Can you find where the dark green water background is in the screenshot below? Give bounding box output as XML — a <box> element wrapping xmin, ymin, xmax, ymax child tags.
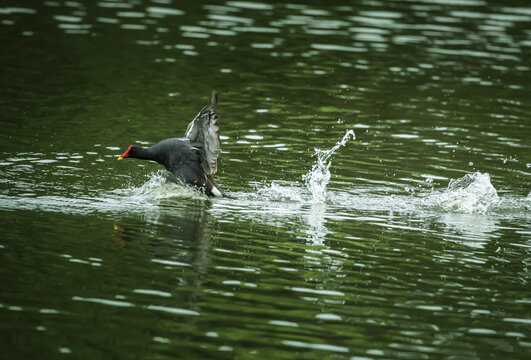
<box><xmin>1</xmin><ymin>0</ymin><xmax>530</xmax><ymax>359</ymax></box>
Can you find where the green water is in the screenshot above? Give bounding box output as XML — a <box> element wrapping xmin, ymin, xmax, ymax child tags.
<box><xmin>1</xmin><ymin>0</ymin><xmax>530</xmax><ymax>359</ymax></box>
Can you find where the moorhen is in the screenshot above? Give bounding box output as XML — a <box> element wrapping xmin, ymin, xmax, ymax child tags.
<box><xmin>118</xmin><ymin>91</ymin><xmax>228</xmax><ymax>197</ymax></box>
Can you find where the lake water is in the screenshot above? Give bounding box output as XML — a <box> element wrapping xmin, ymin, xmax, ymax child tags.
<box><xmin>1</xmin><ymin>0</ymin><xmax>530</xmax><ymax>358</ymax></box>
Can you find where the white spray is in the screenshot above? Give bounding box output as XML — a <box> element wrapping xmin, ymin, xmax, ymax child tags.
<box><xmin>302</xmin><ymin>130</ymin><xmax>356</xmax><ymax>203</ymax></box>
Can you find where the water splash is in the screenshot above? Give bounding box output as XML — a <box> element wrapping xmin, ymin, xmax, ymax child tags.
<box><xmin>424</xmin><ymin>172</ymin><xmax>500</xmax><ymax>214</ymax></box>
<box><xmin>303</xmin><ymin>130</ymin><xmax>355</xmax><ymax>203</ymax></box>
<box><xmin>114</xmin><ymin>171</ymin><xmax>205</xmax><ymax>200</ymax></box>
<box><xmin>256</xmin><ymin>181</ymin><xmax>304</xmax><ymax>202</ymax></box>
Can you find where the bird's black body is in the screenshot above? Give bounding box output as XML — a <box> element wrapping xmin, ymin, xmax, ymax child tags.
<box><xmin>126</xmin><ymin>138</ymin><xmax>218</xmax><ymax>195</ymax></box>
<box><xmin>119</xmin><ymin>91</ymin><xmax>227</xmax><ymax>197</ymax></box>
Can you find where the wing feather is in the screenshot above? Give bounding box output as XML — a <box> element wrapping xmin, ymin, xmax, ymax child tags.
<box><xmin>185</xmin><ymin>91</ymin><xmax>220</xmax><ymax>175</ymax></box>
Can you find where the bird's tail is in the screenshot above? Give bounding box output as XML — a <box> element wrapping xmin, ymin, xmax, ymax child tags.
<box><xmin>210</xmin><ymin>90</ymin><xmax>218</xmax><ymax>109</ymax></box>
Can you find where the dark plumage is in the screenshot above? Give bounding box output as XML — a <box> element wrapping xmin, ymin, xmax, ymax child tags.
<box><xmin>118</xmin><ymin>91</ymin><xmax>228</xmax><ymax>197</ymax></box>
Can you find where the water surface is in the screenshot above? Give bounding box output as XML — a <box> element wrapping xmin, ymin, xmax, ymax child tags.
<box><xmin>1</xmin><ymin>0</ymin><xmax>530</xmax><ymax>359</ymax></box>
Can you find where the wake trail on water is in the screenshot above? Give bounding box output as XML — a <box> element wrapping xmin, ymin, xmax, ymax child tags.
<box><xmin>254</xmin><ymin>131</ymin><xmax>528</xmax><ymax>216</ymax></box>
<box><xmin>101</xmin><ymin>130</ymin><xmax>529</xmax><ymax>218</ymax></box>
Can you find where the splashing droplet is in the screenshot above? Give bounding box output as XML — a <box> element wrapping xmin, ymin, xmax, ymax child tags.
<box><xmin>303</xmin><ymin>130</ymin><xmax>355</xmax><ymax>203</ymax></box>
<box><xmin>427</xmin><ymin>172</ymin><xmax>499</xmax><ymax>214</ymax></box>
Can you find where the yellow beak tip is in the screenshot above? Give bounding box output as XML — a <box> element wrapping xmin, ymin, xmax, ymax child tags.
<box><xmin>118</xmin><ymin>156</ymin><xmax>123</xmax><ymax>160</ymax></box>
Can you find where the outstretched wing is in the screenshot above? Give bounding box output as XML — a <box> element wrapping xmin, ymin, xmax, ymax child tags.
<box><xmin>185</xmin><ymin>91</ymin><xmax>220</xmax><ymax>175</ymax></box>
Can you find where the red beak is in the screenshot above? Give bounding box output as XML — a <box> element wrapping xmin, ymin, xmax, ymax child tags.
<box><xmin>118</xmin><ymin>145</ymin><xmax>132</xmax><ymax>160</ymax></box>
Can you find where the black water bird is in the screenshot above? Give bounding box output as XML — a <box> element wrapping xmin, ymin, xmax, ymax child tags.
<box><xmin>118</xmin><ymin>91</ymin><xmax>228</xmax><ymax>197</ymax></box>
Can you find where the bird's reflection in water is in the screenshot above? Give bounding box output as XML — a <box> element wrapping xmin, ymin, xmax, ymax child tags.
<box><xmin>112</xmin><ymin>198</ymin><xmax>213</xmax><ymax>288</ymax></box>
